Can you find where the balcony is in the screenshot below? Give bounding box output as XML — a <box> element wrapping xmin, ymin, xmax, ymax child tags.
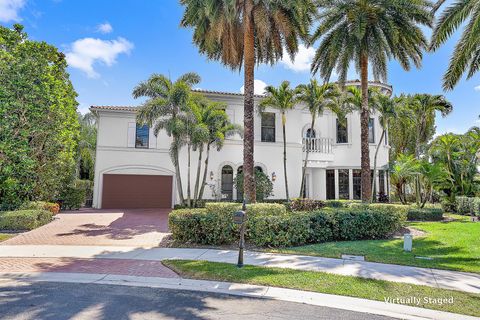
<box><xmin>302</xmin><ymin>137</ymin><xmax>334</xmax><ymax>165</ymax></box>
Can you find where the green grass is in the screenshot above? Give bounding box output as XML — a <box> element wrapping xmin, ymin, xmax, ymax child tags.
<box><xmin>164</xmin><ymin>260</ymin><xmax>480</xmax><ymax>317</ymax></box>
<box><xmin>271</xmin><ymin>214</ymin><xmax>480</xmax><ymax>273</ymax></box>
<box><xmin>0</xmin><ymin>233</ymin><xmax>14</xmax><ymax>242</ymax></box>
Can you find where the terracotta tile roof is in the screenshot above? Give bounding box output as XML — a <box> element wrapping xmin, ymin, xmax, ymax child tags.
<box><xmin>90</xmin><ymin>105</ymin><xmax>137</xmax><ymax>112</ymax></box>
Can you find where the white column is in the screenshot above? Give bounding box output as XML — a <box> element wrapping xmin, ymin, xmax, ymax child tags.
<box><xmin>349</xmin><ymin>169</ymin><xmax>354</xmax><ymax>200</ymax></box>
<box><xmin>334</xmin><ymin>169</ymin><xmax>339</xmax><ymax>200</ymax></box>
<box><xmin>312</xmin><ymin>168</ymin><xmax>326</xmax><ymax>200</ymax></box>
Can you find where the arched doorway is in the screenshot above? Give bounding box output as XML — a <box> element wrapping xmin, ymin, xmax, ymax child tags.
<box><xmin>221</xmin><ymin>165</ymin><xmax>234</xmax><ymax>200</ymax></box>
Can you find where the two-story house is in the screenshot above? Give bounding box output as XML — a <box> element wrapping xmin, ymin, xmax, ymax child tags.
<box><xmin>91</xmin><ymin>80</ymin><xmax>392</xmax><ymax>209</ymax></box>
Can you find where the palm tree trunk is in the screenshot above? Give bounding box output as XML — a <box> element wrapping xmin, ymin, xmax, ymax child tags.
<box><xmin>415</xmin><ymin>135</ymin><xmax>422</xmax><ymax>206</ymax></box>
<box><xmin>198</xmin><ymin>143</ymin><xmax>211</xmax><ymax>201</ymax></box>
<box><xmin>172</xmin><ymin>136</ymin><xmax>185</xmax><ymax>205</ymax></box>
<box><xmin>371</xmin><ymin>129</ymin><xmax>386</xmax><ymax>202</ymax></box>
<box><xmin>193</xmin><ymin>144</ymin><xmax>203</xmax><ymax>207</ymax></box>
<box><xmin>187</xmin><ymin>144</ymin><xmax>192</xmax><ymax>207</ymax></box>
<box><xmin>300</xmin><ymin>117</ymin><xmax>315</xmax><ymax>198</ymax></box>
<box><xmin>282</xmin><ymin>113</ymin><xmax>289</xmax><ymax>200</ymax></box>
<box><xmin>360</xmin><ymin>52</ymin><xmax>371</xmax><ymax>203</ymax></box>
<box><xmin>243</xmin><ymin>0</ymin><xmax>256</xmax><ymax>203</ymax></box>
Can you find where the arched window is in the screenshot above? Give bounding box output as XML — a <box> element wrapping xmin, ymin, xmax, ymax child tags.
<box><xmin>221</xmin><ymin>165</ymin><xmax>233</xmax><ymax>200</ymax></box>
<box><xmin>305</xmin><ymin>128</ymin><xmax>316</xmax><ymax>138</ymax></box>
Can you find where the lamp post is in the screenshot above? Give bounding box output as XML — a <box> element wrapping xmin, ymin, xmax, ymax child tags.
<box><xmin>233</xmin><ymin>201</ymin><xmax>247</xmax><ymax>268</ymax></box>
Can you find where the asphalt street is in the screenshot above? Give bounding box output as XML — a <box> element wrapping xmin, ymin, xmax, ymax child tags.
<box><xmin>0</xmin><ymin>281</ymin><xmax>397</xmax><ymax>320</ymax></box>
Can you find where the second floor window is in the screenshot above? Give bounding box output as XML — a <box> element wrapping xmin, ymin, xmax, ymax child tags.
<box><xmin>261</xmin><ymin>112</ymin><xmax>275</xmax><ymax>142</ymax></box>
<box><xmin>336</xmin><ymin>118</ymin><xmax>348</xmax><ymax>143</ymax></box>
<box><xmin>135</xmin><ymin>124</ymin><xmax>149</xmax><ymax>148</ymax></box>
<box><xmin>368</xmin><ymin>118</ymin><xmax>375</xmax><ymax>143</ymax></box>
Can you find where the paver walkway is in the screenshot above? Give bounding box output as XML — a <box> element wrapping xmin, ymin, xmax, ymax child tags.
<box><xmin>2</xmin><ymin>209</ymin><xmax>171</xmax><ymax>247</ymax></box>
<box><xmin>1</xmin><ymin>245</ymin><xmax>479</xmax><ymax>294</ymax></box>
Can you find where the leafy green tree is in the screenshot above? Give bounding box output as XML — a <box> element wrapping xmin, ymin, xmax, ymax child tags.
<box><xmin>180</xmin><ymin>0</ymin><xmax>314</xmax><ymax>203</ymax></box>
<box><xmin>134</xmin><ymin>72</ymin><xmax>200</xmax><ymax>205</ymax></box>
<box><xmin>311</xmin><ymin>0</ymin><xmax>432</xmax><ymax>202</ymax></box>
<box><xmin>296</xmin><ymin>80</ymin><xmax>341</xmax><ymax>198</ymax></box>
<box><xmin>77</xmin><ymin>112</ymin><xmax>97</xmax><ymax>181</ymax></box>
<box><xmin>259</xmin><ymin>81</ymin><xmax>297</xmax><ymax>200</ymax></box>
<box><xmin>235</xmin><ymin>170</ymin><xmax>274</xmax><ymax>202</ymax></box>
<box><xmin>431</xmin><ymin>0</ymin><xmax>480</xmax><ymax>89</ymax></box>
<box><xmin>0</xmin><ymin>24</ymin><xmax>79</xmax><ymax>209</ymax></box>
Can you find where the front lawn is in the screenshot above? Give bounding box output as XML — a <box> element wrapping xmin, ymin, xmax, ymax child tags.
<box><xmin>272</xmin><ymin>214</ymin><xmax>480</xmax><ymax>273</ymax></box>
<box><xmin>164</xmin><ymin>260</ymin><xmax>480</xmax><ymax>317</ymax></box>
<box><xmin>0</xmin><ymin>233</ymin><xmax>14</xmax><ymax>242</ymax></box>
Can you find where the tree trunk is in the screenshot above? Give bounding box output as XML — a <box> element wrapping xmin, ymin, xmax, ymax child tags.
<box><xmin>187</xmin><ymin>144</ymin><xmax>192</xmax><ymax>207</ymax></box>
<box><xmin>172</xmin><ymin>136</ymin><xmax>185</xmax><ymax>205</ymax></box>
<box><xmin>242</xmin><ymin>0</ymin><xmax>256</xmax><ymax>203</ymax></box>
<box><xmin>193</xmin><ymin>144</ymin><xmax>203</xmax><ymax>207</ymax></box>
<box><xmin>282</xmin><ymin>112</ymin><xmax>289</xmax><ymax>200</ymax></box>
<box><xmin>300</xmin><ymin>117</ymin><xmax>315</xmax><ymax>198</ymax></box>
<box><xmin>360</xmin><ymin>53</ymin><xmax>371</xmax><ymax>202</ymax></box>
<box><xmin>198</xmin><ymin>143</ymin><xmax>211</xmax><ymax>201</ymax></box>
<box><xmin>415</xmin><ymin>135</ymin><xmax>422</xmax><ymax>206</ymax></box>
<box><xmin>371</xmin><ymin>129</ymin><xmax>386</xmax><ymax>202</ymax></box>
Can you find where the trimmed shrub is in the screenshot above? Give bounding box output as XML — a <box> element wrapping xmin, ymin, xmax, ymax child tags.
<box><xmin>306</xmin><ymin>211</ymin><xmax>336</xmax><ymax>243</ymax></box>
<box><xmin>324</xmin><ymin>200</ymin><xmax>359</xmax><ymax>208</ymax></box>
<box><xmin>289</xmin><ymin>198</ymin><xmax>325</xmax><ymax>212</ymax></box>
<box><xmin>20</xmin><ymin>201</ymin><xmax>60</xmax><ymax>214</ymax></box>
<box><xmin>248</xmin><ymin>213</ymin><xmax>311</xmax><ymax>247</ymax></box>
<box><xmin>0</xmin><ymin>210</ymin><xmax>53</xmax><ymax>231</ymax></box>
<box><xmin>60</xmin><ymin>184</ymin><xmax>86</xmax><ymax>210</ymax></box>
<box><xmin>246</xmin><ymin>203</ymin><xmax>286</xmax><ymax>216</ymax></box>
<box><xmin>407</xmin><ymin>208</ymin><xmax>443</xmax><ymax>221</ymax></box>
<box><xmin>455</xmin><ymin>196</ymin><xmax>480</xmax><ymax>216</ymax></box>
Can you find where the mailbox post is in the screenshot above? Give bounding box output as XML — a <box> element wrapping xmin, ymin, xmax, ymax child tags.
<box><xmin>233</xmin><ymin>201</ymin><xmax>247</xmax><ymax>268</ymax></box>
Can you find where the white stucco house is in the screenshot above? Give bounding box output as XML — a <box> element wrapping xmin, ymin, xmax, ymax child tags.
<box><xmin>91</xmin><ymin>80</ymin><xmax>392</xmax><ymax>209</ymax></box>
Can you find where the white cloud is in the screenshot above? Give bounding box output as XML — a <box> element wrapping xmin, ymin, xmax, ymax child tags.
<box><xmin>66</xmin><ymin>37</ymin><xmax>133</xmax><ymax>78</ymax></box>
<box><xmin>240</xmin><ymin>79</ymin><xmax>267</xmax><ymax>95</ymax></box>
<box><xmin>280</xmin><ymin>45</ymin><xmax>315</xmax><ymax>72</ymax></box>
<box><xmin>97</xmin><ymin>22</ymin><xmax>113</xmax><ymax>34</ymax></box>
<box><xmin>474</xmin><ymin>85</ymin><xmax>480</xmax><ymax>91</ymax></box>
<box><xmin>0</xmin><ymin>0</ymin><xmax>25</xmax><ymax>22</ymax></box>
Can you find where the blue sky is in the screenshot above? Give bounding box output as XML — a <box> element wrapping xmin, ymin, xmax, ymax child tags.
<box><xmin>1</xmin><ymin>0</ymin><xmax>479</xmax><ymax>135</ymax></box>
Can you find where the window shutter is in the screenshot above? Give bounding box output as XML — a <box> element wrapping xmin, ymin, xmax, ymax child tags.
<box><xmin>127</xmin><ymin>122</ymin><xmax>136</xmax><ymax>147</ymax></box>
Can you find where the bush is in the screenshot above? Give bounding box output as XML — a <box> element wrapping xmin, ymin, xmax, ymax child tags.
<box><xmin>289</xmin><ymin>198</ymin><xmax>325</xmax><ymax>212</ymax></box>
<box><xmin>0</xmin><ymin>210</ymin><xmax>53</xmax><ymax>231</ymax></box>
<box><xmin>20</xmin><ymin>201</ymin><xmax>60</xmax><ymax>214</ymax></box>
<box><xmin>169</xmin><ymin>202</ymin><xmax>407</xmax><ymax>247</ymax></box>
<box><xmin>235</xmin><ymin>171</ymin><xmax>273</xmax><ymax>201</ymax></box>
<box><xmin>455</xmin><ymin>196</ymin><xmax>480</xmax><ymax>216</ymax></box>
<box><xmin>407</xmin><ymin>208</ymin><xmax>443</xmax><ymax>221</ymax></box>
<box><xmin>60</xmin><ymin>183</ymin><xmax>86</xmax><ymax>210</ymax></box>
<box><xmin>324</xmin><ymin>200</ymin><xmax>359</xmax><ymax>208</ymax></box>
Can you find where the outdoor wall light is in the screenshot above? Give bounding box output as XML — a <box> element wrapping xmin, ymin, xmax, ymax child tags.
<box><xmin>271</xmin><ymin>172</ymin><xmax>276</xmax><ymax>182</ymax></box>
<box><xmin>210</xmin><ymin>171</ymin><xmax>214</xmax><ymax>180</ymax></box>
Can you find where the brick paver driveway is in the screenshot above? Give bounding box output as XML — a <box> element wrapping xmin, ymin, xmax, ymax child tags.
<box><xmin>2</xmin><ymin>208</ymin><xmax>171</xmax><ymax>247</ymax></box>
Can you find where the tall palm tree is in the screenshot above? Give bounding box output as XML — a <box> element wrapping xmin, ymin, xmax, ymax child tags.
<box><xmin>296</xmin><ymin>80</ymin><xmax>341</xmax><ymax>198</ymax></box>
<box><xmin>259</xmin><ymin>81</ymin><xmax>297</xmax><ymax>200</ymax></box>
<box><xmin>431</xmin><ymin>0</ymin><xmax>480</xmax><ymax>90</ymax></box>
<box><xmin>371</xmin><ymin>94</ymin><xmax>396</xmax><ymax>201</ymax></box>
<box><xmin>311</xmin><ymin>0</ymin><xmax>432</xmax><ymax>202</ymax></box>
<box><xmin>134</xmin><ymin>72</ymin><xmax>200</xmax><ymax>205</ymax></box>
<box><xmin>180</xmin><ymin>0</ymin><xmax>314</xmax><ymax>203</ymax></box>
<box><xmin>390</xmin><ymin>154</ymin><xmax>421</xmax><ymax>204</ymax></box>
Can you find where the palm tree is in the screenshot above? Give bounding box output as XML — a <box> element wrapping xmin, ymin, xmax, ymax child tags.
<box><xmin>180</xmin><ymin>0</ymin><xmax>314</xmax><ymax>203</ymax></box>
<box><xmin>390</xmin><ymin>154</ymin><xmax>420</xmax><ymax>204</ymax></box>
<box><xmin>134</xmin><ymin>72</ymin><xmax>200</xmax><ymax>206</ymax></box>
<box><xmin>311</xmin><ymin>0</ymin><xmax>432</xmax><ymax>202</ymax></box>
<box><xmin>259</xmin><ymin>81</ymin><xmax>297</xmax><ymax>200</ymax></box>
<box><xmin>296</xmin><ymin>80</ymin><xmax>341</xmax><ymax>198</ymax></box>
<box><xmin>371</xmin><ymin>94</ymin><xmax>396</xmax><ymax>201</ymax></box>
<box><xmin>431</xmin><ymin>0</ymin><xmax>480</xmax><ymax>90</ymax></box>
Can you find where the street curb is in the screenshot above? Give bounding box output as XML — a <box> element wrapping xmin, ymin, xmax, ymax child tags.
<box><xmin>0</xmin><ymin>272</ymin><xmax>476</xmax><ymax>320</ymax></box>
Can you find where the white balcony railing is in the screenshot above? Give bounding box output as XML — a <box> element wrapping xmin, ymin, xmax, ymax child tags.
<box><xmin>302</xmin><ymin>137</ymin><xmax>333</xmax><ymax>153</ymax></box>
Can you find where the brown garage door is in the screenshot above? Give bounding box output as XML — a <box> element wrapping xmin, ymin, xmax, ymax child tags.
<box><xmin>102</xmin><ymin>174</ymin><xmax>172</xmax><ymax>209</ymax></box>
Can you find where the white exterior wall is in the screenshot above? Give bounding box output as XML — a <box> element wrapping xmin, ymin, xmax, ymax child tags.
<box><xmin>92</xmin><ymin>90</ymin><xmax>390</xmax><ymax>208</ymax></box>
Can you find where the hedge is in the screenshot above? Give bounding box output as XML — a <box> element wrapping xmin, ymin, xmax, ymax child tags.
<box><xmin>0</xmin><ymin>210</ymin><xmax>53</xmax><ymax>231</ymax></box>
<box><xmin>169</xmin><ymin>202</ymin><xmax>407</xmax><ymax>247</ymax></box>
<box><xmin>455</xmin><ymin>196</ymin><xmax>480</xmax><ymax>216</ymax></box>
<box><xmin>407</xmin><ymin>208</ymin><xmax>443</xmax><ymax>221</ymax></box>
<box><xmin>19</xmin><ymin>201</ymin><xmax>60</xmax><ymax>214</ymax></box>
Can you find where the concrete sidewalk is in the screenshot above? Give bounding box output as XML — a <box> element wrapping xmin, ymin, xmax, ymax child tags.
<box><xmin>1</xmin><ymin>245</ymin><xmax>479</xmax><ymax>294</ymax></box>
<box><xmin>0</xmin><ymin>272</ymin><xmax>476</xmax><ymax>320</ymax></box>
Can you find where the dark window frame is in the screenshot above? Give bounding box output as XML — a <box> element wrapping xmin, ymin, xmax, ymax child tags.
<box><xmin>326</xmin><ymin>169</ymin><xmax>335</xmax><ymax>200</ymax></box>
<box><xmin>261</xmin><ymin>112</ymin><xmax>276</xmax><ymax>142</ymax></box>
<box><xmin>338</xmin><ymin>169</ymin><xmax>350</xmax><ymax>200</ymax></box>
<box><xmin>336</xmin><ymin>118</ymin><xmax>348</xmax><ymax>144</ymax></box>
<box><xmin>135</xmin><ymin>124</ymin><xmax>149</xmax><ymax>149</ymax></box>
<box><xmin>352</xmin><ymin>169</ymin><xmax>361</xmax><ymax>200</ymax></box>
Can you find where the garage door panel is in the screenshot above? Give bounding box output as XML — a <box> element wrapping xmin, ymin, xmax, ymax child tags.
<box><xmin>102</xmin><ymin>174</ymin><xmax>172</xmax><ymax>209</ymax></box>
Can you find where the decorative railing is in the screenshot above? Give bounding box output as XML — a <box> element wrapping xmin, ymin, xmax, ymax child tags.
<box><xmin>302</xmin><ymin>137</ymin><xmax>333</xmax><ymax>153</ymax></box>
